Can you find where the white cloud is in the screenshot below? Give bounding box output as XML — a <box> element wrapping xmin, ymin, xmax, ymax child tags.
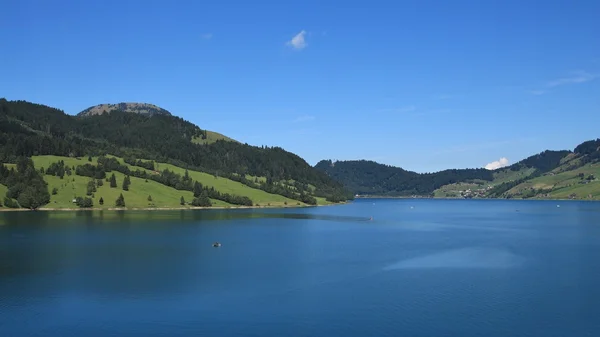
<box><xmin>485</xmin><ymin>157</ymin><xmax>510</xmax><ymax>170</ymax></box>
<box><xmin>546</xmin><ymin>70</ymin><xmax>597</xmax><ymax>87</ymax></box>
<box><xmin>286</xmin><ymin>30</ymin><xmax>307</xmax><ymax>50</ymax></box>
<box><xmin>293</xmin><ymin>115</ymin><xmax>315</xmax><ymax>123</ymax></box>
<box><xmin>528</xmin><ymin>70</ymin><xmax>598</xmax><ymax>95</ymax></box>
<box><xmin>201</xmin><ymin>33</ymin><xmax>213</xmax><ymax>40</ymax></box>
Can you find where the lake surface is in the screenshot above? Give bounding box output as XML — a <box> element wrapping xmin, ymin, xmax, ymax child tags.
<box><xmin>1</xmin><ymin>199</ymin><xmax>600</xmax><ymax>336</ymax></box>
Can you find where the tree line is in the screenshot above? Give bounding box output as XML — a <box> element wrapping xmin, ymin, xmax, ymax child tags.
<box><xmin>0</xmin><ymin>99</ymin><xmax>352</xmax><ymax>202</ymax></box>
<box><xmin>315</xmin><ymin>159</ymin><xmax>495</xmax><ymax>196</ymax></box>
<box><xmin>71</xmin><ymin>157</ymin><xmax>253</xmax><ymax>206</ymax></box>
<box><xmin>0</xmin><ymin>157</ymin><xmax>50</xmax><ymax>209</ymax></box>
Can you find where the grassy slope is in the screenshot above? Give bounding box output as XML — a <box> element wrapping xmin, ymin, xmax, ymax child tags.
<box><xmin>0</xmin><ymin>183</ymin><xmax>7</xmax><ymax>205</ymax></box>
<box><xmin>191</xmin><ymin>131</ymin><xmax>237</xmax><ymax>145</ymax></box>
<box><xmin>492</xmin><ymin>167</ymin><xmax>536</xmax><ymax>185</ymax></box>
<box><xmin>31</xmin><ymin>155</ymin><xmax>309</xmax><ymax>208</ymax></box>
<box><xmin>433</xmin><ymin>167</ymin><xmax>536</xmax><ymax>198</ymax></box>
<box><xmin>32</xmin><ymin>156</ymin><xmax>230</xmax><ymax>209</ymax></box>
<box><xmin>506</xmin><ymin>162</ymin><xmax>600</xmax><ymax>199</ymax></box>
<box><xmin>152</xmin><ymin>162</ymin><xmax>303</xmax><ymax>206</ymax></box>
<box><xmin>434</xmin><ymin>182</ymin><xmax>484</xmax><ymax>198</ymax></box>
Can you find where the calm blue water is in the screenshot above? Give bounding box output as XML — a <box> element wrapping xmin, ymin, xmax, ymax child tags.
<box><xmin>1</xmin><ymin>199</ymin><xmax>600</xmax><ymax>337</ymax></box>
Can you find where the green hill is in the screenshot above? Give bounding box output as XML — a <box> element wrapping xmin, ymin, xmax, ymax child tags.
<box><xmin>31</xmin><ymin>155</ymin><xmax>233</xmax><ymax>209</ymax></box>
<box><xmin>314</xmin><ymin>159</ymin><xmax>494</xmax><ymax>196</ymax></box>
<box><xmin>316</xmin><ymin>139</ymin><xmax>600</xmax><ymax>200</ymax></box>
<box><xmin>0</xmin><ymin>155</ymin><xmax>315</xmax><ymax>210</ymax></box>
<box><xmin>0</xmin><ymin>99</ymin><xmax>352</xmax><ymax>210</ymax></box>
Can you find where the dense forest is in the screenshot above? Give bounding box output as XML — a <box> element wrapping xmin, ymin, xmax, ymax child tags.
<box><xmin>0</xmin><ymin>99</ymin><xmax>353</xmax><ymax>203</ymax></box>
<box><xmin>314</xmin><ymin>159</ymin><xmax>494</xmax><ymax>196</ymax></box>
<box><xmin>0</xmin><ymin>157</ymin><xmax>50</xmax><ymax>209</ymax></box>
<box><xmin>505</xmin><ymin>150</ymin><xmax>571</xmax><ymax>173</ymax></box>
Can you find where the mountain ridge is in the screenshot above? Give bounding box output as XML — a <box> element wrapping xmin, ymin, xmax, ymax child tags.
<box><xmin>315</xmin><ymin>144</ymin><xmax>600</xmax><ymax>200</ymax></box>
<box><xmin>0</xmin><ymin>98</ymin><xmax>352</xmax><ymax>209</ymax></box>
<box><xmin>78</xmin><ymin>102</ymin><xmax>172</xmax><ymax>117</ymax></box>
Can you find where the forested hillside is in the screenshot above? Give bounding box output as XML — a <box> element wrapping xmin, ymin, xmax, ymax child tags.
<box><xmin>0</xmin><ymin>98</ymin><xmax>352</xmax><ymax>209</ymax></box>
<box><xmin>317</xmin><ymin>140</ymin><xmax>600</xmax><ymax>200</ymax></box>
<box><xmin>314</xmin><ymin>159</ymin><xmax>493</xmax><ymax>196</ymax></box>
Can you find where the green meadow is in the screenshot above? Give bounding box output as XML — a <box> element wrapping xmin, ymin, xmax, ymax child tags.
<box><xmin>191</xmin><ymin>131</ymin><xmax>237</xmax><ymax>145</ymax></box>
<box><xmin>21</xmin><ymin>155</ymin><xmax>313</xmax><ymax>209</ymax></box>
<box><xmin>506</xmin><ymin>162</ymin><xmax>600</xmax><ymax>199</ymax></box>
<box><xmin>0</xmin><ymin>183</ymin><xmax>7</xmax><ymax>206</ymax></box>
<box><xmin>150</xmin><ymin>162</ymin><xmax>303</xmax><ymax>206</ymax></box>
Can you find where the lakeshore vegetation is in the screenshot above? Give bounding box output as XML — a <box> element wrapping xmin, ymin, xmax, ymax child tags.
<box><xmin>2</xmin><ymin>98</ymin><xmax>599</xmax><ymax>208</ymax></box>
<box><xmin>0</xmin><ymin>99</ymin><xmax>352</xmax><ymax>210</ymax></box>
<box><xmin>316</xmin><ymin>140</ymin><xmax>600</xmax><ymax>200</ymax></box>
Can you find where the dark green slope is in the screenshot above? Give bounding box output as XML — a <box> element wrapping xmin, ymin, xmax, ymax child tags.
<box><xmin>0</xmin><ymin>98</ymin><xmax>352</xmax><ymax>203</ymax></box>
<box><xmin>315</xmin><ymin>159</ymin><xmax>493</xmax><ymax>196</ymax></box>
<box><xmin>316</xmin><ymin>143</ymin><xmax>599</xmax><ymax>198</ymax></box>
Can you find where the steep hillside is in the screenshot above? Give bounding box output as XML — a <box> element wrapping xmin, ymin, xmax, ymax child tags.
<box><xmin>78</xmin><ymin>103</ymin><xmax>172</xmax><ymax>117</ymax></box>
<box><xmin>31</xmin><ymin>155</ymin><xmax>307</xmax><ymax>209</ymax></box>
<box><xmin>485</xmin><ymin>141</ymin><xmax>600</xmax><ymax>199</ymax></box>
<box><xmin>0</xmin><ymin>98</ymin><xmax>352</xmax><ymax>209</ymax></box>
<box><xmin>192</xmin><ymin>131</ymin><xmax>238</xmax><ymax>145</ymax></box>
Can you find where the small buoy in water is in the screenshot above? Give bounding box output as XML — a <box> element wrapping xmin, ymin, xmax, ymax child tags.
<box><xmin>410</xmin><ymin>206</ymin><xmax>414</xmax><ymax>209</ymax></box>
<box><xmin>557</xmin><ymin>205</ymin><xmax>560</xmax><ymax>208</ymax></box>
<box><xmin>369</xmin><ymin>216</ymin><xmax>373</xmax><ymax>221</ymax></box>
<box><xmin>212</xmin><ymin>242</ymin><xmax>221</xmax><ymax>247</ymax></box>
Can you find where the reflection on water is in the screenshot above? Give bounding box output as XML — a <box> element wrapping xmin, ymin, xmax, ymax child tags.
<box><xmin>0</xmin><ymin>209</ymin><xmax>372</xmax><ymax>299</ymax></box>
<box><xmin>0</xmin><ymin>209</ymin><xmax>372</xmax><ymax>227</ymax></box>
<box><xmin>1</xmin><ymin>199</ymin><xmax>600</xmax><ymax>337</ymax></box>
<box><xmin>384</xmin><ymin>247</ymin><xmax>526</xmax><ymax>270</ymax></box>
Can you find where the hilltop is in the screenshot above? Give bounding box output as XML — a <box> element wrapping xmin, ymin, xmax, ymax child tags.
<box><xmin>316</xmin><ymin>140</ymin><xmax>600</xmax><ymax>200</ymax></box>
<box><xmin>80</xmin><ymin>102</ymin><xmax>236</xmax><ymax>144</ymax></box>
<box><xmin>0</xmin><ymin>98</ymin><xmax>352</xmax><ymax>210</ymax></box>
<box><xmin>78</xmin><ymin>102</ymin><xmax>172</xmax><ymax>117</ymax></box>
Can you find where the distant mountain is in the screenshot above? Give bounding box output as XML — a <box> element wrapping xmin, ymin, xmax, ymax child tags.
<box><xmin>78</xmin><ymin>103</ymin><xmax>172</xmax><ymax>117</ymax></box>
<box><xmin>314</xmin><ymin>159</ymin><xmax>493</xmax><ymax>196</ymax></box>
<box><xmin>316</xmin><ymin>142</ymin><xmax>600</xmax><ymax>200</ymax></box>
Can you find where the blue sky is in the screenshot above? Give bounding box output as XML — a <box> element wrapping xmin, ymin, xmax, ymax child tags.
<box><xmin>1</xmin><ymin>0</ymin><xmax>599</xmax><ymax>173</ymax></box>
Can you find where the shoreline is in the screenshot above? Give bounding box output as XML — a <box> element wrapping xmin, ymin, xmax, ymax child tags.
<box><xmin>354</xmin><ymin>196</ymin><xmax>600</xmax><ymax>202</ymax></box>
<box><xmin>5</xmin><ymin>196</ymin><xmax>599</xmax><ymax>212</ymax></box>
<box><xmin>0</xmin><ymin>202</ymin><xmax>347</xmax><ymax>212</ymax></box>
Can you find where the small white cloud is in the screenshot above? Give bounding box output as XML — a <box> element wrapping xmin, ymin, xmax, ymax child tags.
<box><xmin>293</xmin><ymin>115</ymin><xmax>315</xmax><ymax>123</ymax></box>
<box><xmin>286</xmin><ymin>30</ymin><xmax>307</xmax><ymax>50</ymax></box>
<box><xmin>201</xmin><ymin>33</ymin><xmax>213</xmax><ymax>40</ymax></box>
<box><xmin>546</xmin><ymin>70</ymin><xmax>597</xmax><ymax>87</ymax></box>
<box><xmin>485</xmin><ymin>157</ymin><xmax>510</xmax><ymax>170</ymax></box>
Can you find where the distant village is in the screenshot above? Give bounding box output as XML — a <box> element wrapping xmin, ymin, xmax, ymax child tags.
<box><xmin>456</xmin><ymin>185</ymin><xmax>495</xmax><ymax>198</ymax></box>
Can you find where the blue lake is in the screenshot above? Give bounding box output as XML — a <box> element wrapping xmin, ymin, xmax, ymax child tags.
<box><xmin>1</xmin><ymin>199</ymin><xmax>599</xmax><ymax>336</ymax></box>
